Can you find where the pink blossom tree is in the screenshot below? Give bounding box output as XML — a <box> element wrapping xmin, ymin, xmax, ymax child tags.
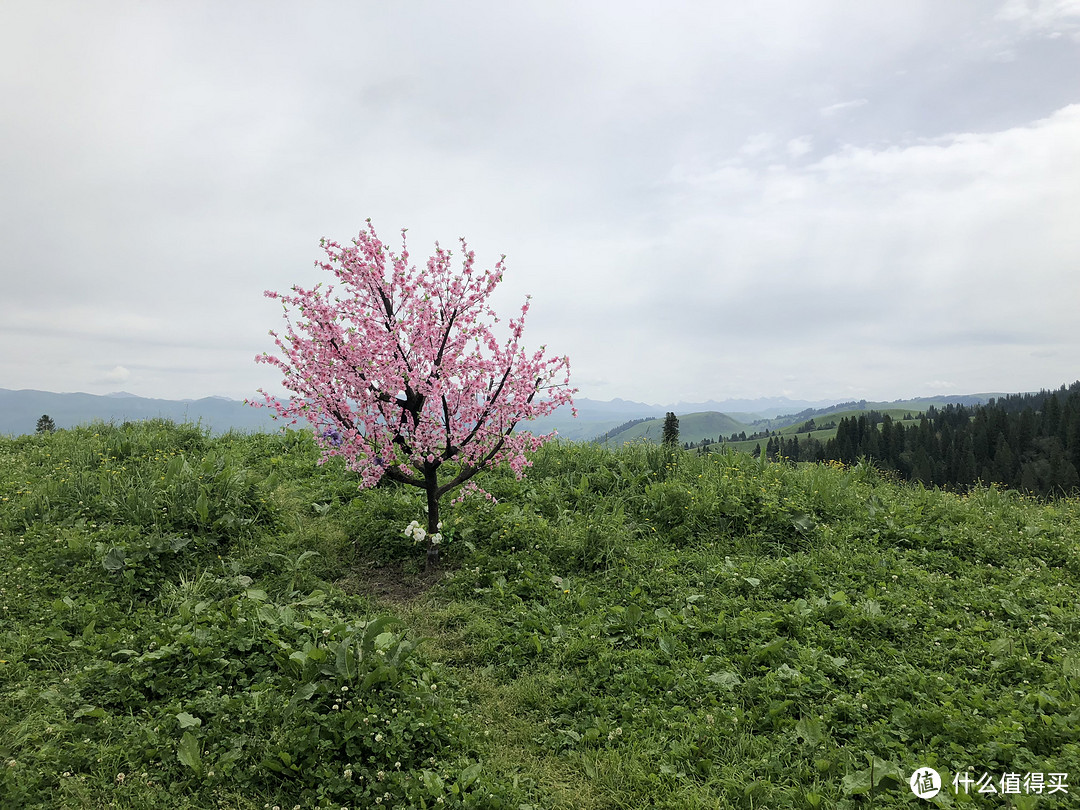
<box><xmin>253</xmin><ymin>221</ymin><xmax>576</xmax><ymax>567</ymax></box>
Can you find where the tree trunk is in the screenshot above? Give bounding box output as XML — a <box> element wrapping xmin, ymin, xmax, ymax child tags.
<box><xmin>424</xmin><ymin>471</ymin><xmax>441</xmax><ymax>570</ymax></box>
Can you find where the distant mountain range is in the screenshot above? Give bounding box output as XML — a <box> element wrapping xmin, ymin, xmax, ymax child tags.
<box><xmin>530</xmin><ymin>393</ymin><xmax>1007</xmax><ymax>444</ymax></box>
<box><xmin>0</xmin><ymin>388</ymin><xmax>279</xmax><ymax>436</ymax></box>
<box><xmin>1</xmin><ymin>387</ymin><xmax>1010</xmax><ymax>441</ymax></box>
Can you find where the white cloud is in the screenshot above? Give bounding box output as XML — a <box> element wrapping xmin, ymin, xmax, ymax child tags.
<box><xmin>104</xmin><ymin>366</ymin><xmax>130</xmax><ymax>383</ymax></box>
<box><xmin>786</xmin><ymin>137</ymin><xmax>813</xmax><ymax>159</ymax></box>
<box><xmin>995</xmin><ymin>0</ymin><xmax>1080</xmax><ymax>35</ymax></box>
<box><xmin>644</xmin><ymin>103</ymin><xmax>1080</xmax><ymax>396</ymax></box>
<box><xmin>819</xmin><ymin>99</ymin><xmax>869</xmax><ymax>116</ymax></box>
<box><xmin>1</xmin><ymin>3</ymin><xmax>1078</xmax><ymax>404</ymax></box>
<box><xmin>739</xmin><ymin>133</ymin><xmax>778</xmax><ymax>158</ymax></box>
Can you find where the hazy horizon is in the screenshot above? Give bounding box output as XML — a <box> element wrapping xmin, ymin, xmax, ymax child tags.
<box><xmin>2</xmin><ymin>382</ymin><xmax>1045</xmax><ymax>412</ymax></box>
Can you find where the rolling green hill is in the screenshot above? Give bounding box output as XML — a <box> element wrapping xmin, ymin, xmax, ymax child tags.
<box><xmin>706</xmin><ymin>408</ymin><xmax>927</xmax><ymax>454</ymax></box>
<box><xmin>751</xmin><ymin>396</ymin><xmax>1001</xmax><ymax>432</ymax></box>
<box><xmin>598</xmin><ymin>411</ymin><xmax>750</xmax><ymax>446</ymax></box>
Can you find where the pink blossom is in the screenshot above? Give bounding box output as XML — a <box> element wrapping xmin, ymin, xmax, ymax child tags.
<box><xmin>254</xmin><ymin>221</ymin><xmax>575</xmax><ymax>566</ymax></box>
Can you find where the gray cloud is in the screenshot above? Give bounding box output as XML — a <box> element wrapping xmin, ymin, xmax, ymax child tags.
<box><xmin>2</xmin><ymin>1</ymin><xmax>1078</xmax><ymax>405</ymax></box>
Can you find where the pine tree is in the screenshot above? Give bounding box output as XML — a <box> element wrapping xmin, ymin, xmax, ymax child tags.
<box><xmin>956</xmin><ymin>435</ymin><xmax>977</xmax><ymax>489</ymax></box>
<box><xmin>35</xmin><ymin>414</ymin><xmax>56</xmax><ymax>434</ymax></box>
<box><xmin>993</xmin><ymin>435</ymin><xmax>1017</xmax><ymax>487</ymax></box>
<box><xmin>662</xmin><ymin>412</ymin><xmax>680</xmax><ymax>448</ymax></box>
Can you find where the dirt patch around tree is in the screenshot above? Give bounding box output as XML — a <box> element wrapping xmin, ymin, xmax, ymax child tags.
<box><xmin>335</xmin><ymin>557</ymin><xmax>449</xmax><ymax>606</ymax></box>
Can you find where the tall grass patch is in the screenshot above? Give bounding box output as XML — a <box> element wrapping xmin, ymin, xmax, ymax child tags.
<box><xmin>2</xmin><ymin>423</ymin><xmax>1079</xmax><ymax>808</ymax></box>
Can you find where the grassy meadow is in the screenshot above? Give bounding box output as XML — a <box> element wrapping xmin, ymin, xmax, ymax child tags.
<box><xmin>1</xmin><ymin>420</ymin><xmax>1078</xmax><ymax>808</ymax></box>
<box><xmin>711</xmin><ymin>409</ymin><xmax>924</xmax><ymax>455</ymax></box>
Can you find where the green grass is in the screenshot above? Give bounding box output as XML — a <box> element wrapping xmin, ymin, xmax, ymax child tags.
<box><xmin>2</xmin><ymin>423</ymin><xmax>1078</xmax><ymax>808</ymax></box>
<box><xmin>776</xmin><ymin>409</ymin><xmax>923</xmax><ymax>434</ymax></box>
<box><xmin>601</xmin><ymin>412</ymin><xmax>750</xmax><ymax>447</ymax></box>
<box><xmin>714</xmin><ymin>409</ymin><xmax>926</xmax><ymax>454</ymax></box>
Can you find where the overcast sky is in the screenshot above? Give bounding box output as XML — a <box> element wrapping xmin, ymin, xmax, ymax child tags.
<box><xmin>2</xmin><ymin>1</ymin><xmax>1079</xmax><ymax>407</ymax></box>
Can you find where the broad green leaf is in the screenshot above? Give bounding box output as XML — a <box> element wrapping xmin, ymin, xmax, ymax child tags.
<box><xmin>756</xmin><ymin>638</ymin><xmax>785</xmax><ymax>658</ymax></box>
<box><xmin>73</xmin><ymin>704</ymin><xmax>105</xmax><ymax>720</ymax></box>
<box><xmin>176</xmin><ymin>711</ymin><xmax>201</xmax><ymax>729</ymax></box>
<box><xmin>102</xmin><ymin>548</ymin><xmax>126</xmax><ymax>572</ymax></box>
<box><xmin>335</xmin><ymin>636</ymin><xmax>356</xmax><ymax>679</ymax></box>
<box><xmin>841</xmin><ymin>767</ymin><xmax>874</xmax><ymax>796</ymax></box>
<box><xmin>1000</xmin><ymin>599</ymin><xmax>1024</xmax><ymax>617</ymax></box>
<box><xmin>1063</xmin><ymin>655</ymin><xmax>1080</xmax><ymax>680</ymax></box>
<box><xmin>459</xmin><ymin>762</ymin><xmax>482</xmax><ymax>788</ymax></box>
<box><xmin>289</xmin><ymin>682</ymin><xmax>318</xmax><ymax>706</ymax></box>
<box><xmin>659</xmin><ymin>635</ymin><xmax>675</xmax><ymax>656</ymax></box>
<box><xmin>841</xmin><ymin>757</ymin><xmax>902</xmax><ymax>796</ymax></box>
<box><xmin>860</xmin><ymin>600</ymin><xmax>882</xmax><ymax>616</ymax></box>
<box><xmin>422</xmin><ymin>769</ymin><xmax>445</xmax><ymax>795</ymax></box>
<box><xmin>169</xmin><ymin>535</ymin><xmax>193</xmax><ymax>552</ymax></box>
<box><xmin>706</xmin><ymin>671</ymin><xmax>742</xmax><ymax>691</ymax></box>
<box><xmin>795</xmin><ymin>716</ymin><xmax>824</xmax><ymax>746</ymax></box>
<box><xmin>361</xmin><ymin>615</ymin><xmax>402</xmax><ymax>652</ymax></box>
<box><xmin>177</xmin><ymin>732</ymin><xmax>201</xmax><ymax>773</ymax></box>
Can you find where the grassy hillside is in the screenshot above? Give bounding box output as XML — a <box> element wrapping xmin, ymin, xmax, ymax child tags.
<box><xmin>750</xmin><ymin>399</ymin><xmax>983</xmax><ymax>434</ymax></box>
<box><xmin>714</xmin><ymin>409</ymin><xmax>925</xmax><ymax>454</ymax></box>
<box><xmin>601</xmin><ymin>411</ymin><xmax>750</xmax><ymax>446</ymax></box>
<box><xmin>2</xmin><ymin>421</ymin><xmax>1078</xmax><ymax>808</ymax></box>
